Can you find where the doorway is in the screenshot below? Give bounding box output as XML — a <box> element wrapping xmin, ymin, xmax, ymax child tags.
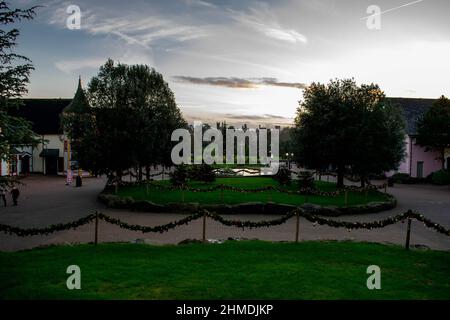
<box><xmin>417</xmin><ymin>161</ymin><xmax>424</xmax><ymax>178</ymax></box>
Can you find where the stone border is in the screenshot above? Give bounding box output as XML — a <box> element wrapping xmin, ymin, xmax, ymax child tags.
<box><xmin>98</xmin><ymin>192</ymin><xmax>396</xmax><ymax>216</ymax></box>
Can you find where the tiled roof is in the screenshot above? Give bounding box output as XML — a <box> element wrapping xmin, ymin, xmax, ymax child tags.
<box><xmin>387</xmin><ymin>97</ymin><xmax>435</xmax><ymax>136</ymax></box>
<box><xmin>9</xmin><ymin>99</ymin><xmax>71</xmax><ymax>135</ymax></box>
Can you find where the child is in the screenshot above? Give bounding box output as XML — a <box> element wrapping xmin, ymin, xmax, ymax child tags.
<box><xmin>11</xmin><ymin>187</ymin><xmax>20</xmax><ymax>206</ymax></box>
<box><xmin>0</xmin><ymin>187</ymin><xmax>6</xmax><ymax>207</ymax></box>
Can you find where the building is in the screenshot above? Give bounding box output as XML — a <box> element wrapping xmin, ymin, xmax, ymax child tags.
<box><xmin>388</xmin><ymin>98</ymin><xmax>446</xmax><ymax>178</ymax></box>
<box><xmin>1</xmin><ymin>79</ymin><xmax>90</xmax><ymax>176</ymax></box>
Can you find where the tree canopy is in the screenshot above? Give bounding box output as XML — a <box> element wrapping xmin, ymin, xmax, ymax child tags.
<box><xmin>62</xmin><ymin>59</ymin><xmax>187</xmax><ymax>181</ymax></box>
<box><xmin>293</xmin><ymin>78</ymin><xmax>405</xmax><ymax>187</ymax></box>
<box><xmin>416</xmin><ymin>95</ymin><xmax>450</xmax><ymax>169</ymax></box>
<box><xmin>0</xmin><ymin>1</ymin><xmax>39</xmax><ymax>187</ymax></box>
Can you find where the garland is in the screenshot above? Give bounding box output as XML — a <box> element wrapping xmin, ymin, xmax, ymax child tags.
<box><xmin>204</xmin><ymin>210</ymin><xmax>296</xmax><ymax>229</ymax></box>
<box><xmin>0</xmin><ymin>214</ymin><xmax>96</xmax><ymax>237</ymax></box>
<box><xmin>2</xmin><ymin>209</ymin><xmax>448</xmax><ymax>237</ymax></box>
<box><xmin>142</xmin><ymin>182</ymin><xmax>386</xmax><ymax>197</ymax></box>
<box><xmin>97</xmin><ymin>212</ymin><xmax>203</xmax><ymax>233</ymax></box>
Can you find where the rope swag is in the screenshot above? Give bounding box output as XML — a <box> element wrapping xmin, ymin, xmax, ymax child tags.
<box><xmin>0</xmin><ymin>214</ymin><xmax>96</xmax><ymax>237</ymax></box>
<box><xmin>97</xmin><ymin>212</ymin><xmax>203</xmax><ymax>233</ymax></box>
<box><xmin>1</xmin><ymin>209</ymin><xmax>449</xmax><ymax>237</ymax></box>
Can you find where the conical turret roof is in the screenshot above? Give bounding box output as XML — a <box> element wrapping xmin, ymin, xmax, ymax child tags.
<box><xmin>63</xmin><ymin>77</ymin><xmax>90</xmax><ymax>114</ymax></box>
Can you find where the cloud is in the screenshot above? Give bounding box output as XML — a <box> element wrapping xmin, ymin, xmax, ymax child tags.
<box><xmin>48</xmin><ymin>4</ymin><xmax>207</xmax><ymax>49</ymax></box>
<box><xmin>54</xmin><ymin>57</ymin><xmax>106</xmax><ymax>74</ymax></box>
<box><xmin>183</xmin><ymin>110</ymin><xmax>293</xmax><ymax>127</ymax></box>
<box><xmin>183</xmin><ymin>0</ymin><xmax>217</xmax><ymax>8</ymax></box>
<box><xmin>174</xmin><ymin>76</ymin><xmax>307</xmax><ymax>89</ymax></box>
<box><xmin>230</xmin><ymin>5</ymin><xmax>307</xmax><ymax>44</ymax></box>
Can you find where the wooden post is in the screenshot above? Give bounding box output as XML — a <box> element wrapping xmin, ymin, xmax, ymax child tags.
<box><xmin>202</xmin><ymin>212</ymin><xmax>206</xmax><ymax>243</ymax></box>
<box><xmin>94</xmin><ymin>212</ymin><xmax>99</xmax><ymax>246</ymax></box>
<box><xmin>295</xmin><ymin>212</ymin><xmax>300</xmax><ymax>243</ymax></box>
<box><xmin>344</xmin><ymin>191</ymin><xmax>348</xmax><ymax>207</ymax></box>
<box><xmin>405</xmin><ymin>217</ymin><xmax>412</xmax><ymax>250</ymax></box>
<box><xmin>384</xmin><ymin>184</ymin><xmax>387</xmax><ymax>193</ymax></box>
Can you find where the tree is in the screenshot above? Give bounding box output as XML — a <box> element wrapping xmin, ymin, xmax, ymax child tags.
<box><xmin>0</xmin><ymin>1</ymin><xmax>39</xmax><ymax>187</ymax></box>
<box><xmin>293</xmin><ymin>79</ymin><xmax>405</xmax><ymax>187</ymax></box>
<box><xmin>63</xmin><ymin>59</ymin><xmax>186</xmax><ymax>182</ymax></box>
<box><xmin>416</xmin><ymin>96</ymin><xmax>450</xmax><ymax>169</ymax></box>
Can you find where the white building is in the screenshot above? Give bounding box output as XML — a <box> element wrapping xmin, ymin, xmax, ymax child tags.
<box><xmin>1</xmin><ymin>79</ymin><xmax>89</xmax><ymax>176</ymax></box>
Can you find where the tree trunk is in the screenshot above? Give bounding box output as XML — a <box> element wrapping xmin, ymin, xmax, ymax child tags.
<box><xmin>337</xmin><ymin>165</ymin><xmax>344</xmax><ymax>188</ymax></box>
<box><xmin>360</xmin><ymin>175</ymin><xmax>366</xmax><ymax>188</ymax></box>
<box><xmin>442</xmin><ymin>148</ymin><xmax>446</xmax><ymax>170</ymax></box>
<box><xmin>145</xmin><ymin>165</ymin><xmax>150</xmax><ymax>180</ymax></box>
<box><xmin>138</xmin><ymin>166</ymin><xmax>143</xmax><ymax>181</ymax></box>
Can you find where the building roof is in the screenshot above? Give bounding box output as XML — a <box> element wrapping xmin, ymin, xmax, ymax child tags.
<box><xmin>9</xmin><ymin>99</ymin><xmax>71</xmax><ymax>135</ymax></box>
<box><xmin>387</xmin><ymin>97</ymin><xmax>435</xmax><ymax>136</ymax></box>
<box><xmin>63</xmin><ymin>77</ymin><xmax>90</xmax><ymax>114</ymax></box>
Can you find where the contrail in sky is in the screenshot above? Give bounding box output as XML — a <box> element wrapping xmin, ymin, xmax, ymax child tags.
<box><xmin>360</xmin><ymin>0</ymin><xmax>425</xmax><ymax>20</ymax></box>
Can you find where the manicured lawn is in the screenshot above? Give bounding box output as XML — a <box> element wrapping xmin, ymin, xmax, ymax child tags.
<box><xmin>117</xmin><ymin>177</ymin><xmax>389</xmax><ymax>207</ymax></box>
<box><xmin>1</xmin><ymin>241</ymin><xmax>449</xmax><ymax>299</ymax></box>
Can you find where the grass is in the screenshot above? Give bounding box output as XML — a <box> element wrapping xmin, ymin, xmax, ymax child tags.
<box><xmin>1</xmin><ymin>241</ymin><xmax>449</xmax><ymax>299</ymax></box>
<box><xmin>117</xmin><ymin>177</ymin><xmax>389</xmax><ymax>207</ymax></box>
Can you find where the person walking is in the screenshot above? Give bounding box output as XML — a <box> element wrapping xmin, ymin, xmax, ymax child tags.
<box><xmin>0</xmin><ymin>187</ymin><xmax>6</xmax><ymax>207</ymax></box>
<box><xmin>11</xmin><ymin>187</ymin><xmax>20</xmax><ymax>206</ymax></box>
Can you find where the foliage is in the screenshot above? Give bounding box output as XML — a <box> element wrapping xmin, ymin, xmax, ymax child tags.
<box><xmin>272</xmin><ymin>166</ymin><xmax>292</xmax><ymax>185</ymax></box>
<box><xmin>0</xmin><ymin>1</ymin><xmax>39</xmax><ymax>187</ymax></box>
<box><xmin>416</xmin><ymin>96</ymin><xmax>450</xmax><ymax>169</ymax></box>
<box><xmin>62</xmin><ymin>59</ymin><xmax>187</xmax><ymax>181</ymax></box>
<box><xmin>431</xmin><ymin>169</ymin><xmax>450</xmax><ymax>185</ymax></box>
<box><xmin>170</xmin><ymin>164</ymin><xmax>189</xmax><ymax>186</ymax></box>
<box><xmin>189</xmin><ymin>163</ymin><xmax>216</xmax><ymax>183</ymax></box>
<box><xmin>293</xmin><ymin>79</ymin><xmax>405</xmax><ymax>187</ymax></box>
<box><xmin>297</xmin><ymin>171</ymin><xmax>314</xmax><ymax>189</ymax></box>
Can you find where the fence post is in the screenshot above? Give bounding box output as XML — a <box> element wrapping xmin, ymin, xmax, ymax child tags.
<box><xmin>94</xmin><ymin>212</ymin><xmax>99</xmax><ymax>246</ymax></box>
<box><xmin>295</xmin><ymin>212</ymin><xmax>300</xmax><ymax>243</ymax></box>
<box><xmin>405</xmin><ymin>216</ymin><xmax>412</xmax><ymax>250</ymax></box>
<box><xmin>202</xmin><ymin>212</ymin><xmax>207</xmax><ymax>243</ymax></box>
<box><xmin>384</xmin><ymin>184</ymin><xmax>387</xmax><ymax>193</ymax></box>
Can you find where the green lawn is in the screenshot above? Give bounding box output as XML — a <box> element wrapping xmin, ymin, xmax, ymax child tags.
<box><xmin>117</xmin><ymin>177</ymin><xmax>388</xmax><ymax>207</ymax></box>
<box><xmin>1</xmin><ymin>241</ymin><xmax>449</xmax><ymax>299</ymax></box>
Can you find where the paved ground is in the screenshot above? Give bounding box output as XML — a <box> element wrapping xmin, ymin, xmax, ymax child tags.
<box><xmin>0</xmin><ymin>175</ymin><xmax>449</xmax><ymax>251</ymax></box>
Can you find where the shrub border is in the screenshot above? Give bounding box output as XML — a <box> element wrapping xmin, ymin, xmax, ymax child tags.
<box><xmin>98</xmin><ymin>191</ymin><xmax>396</xmax><ymax>216</ymax></box>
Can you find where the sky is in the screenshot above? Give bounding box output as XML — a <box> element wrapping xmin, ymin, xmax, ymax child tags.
<box><xmin>10</xmin><ymin>0</ymin><xmax>450</xmax><ymax>126</ymax></box>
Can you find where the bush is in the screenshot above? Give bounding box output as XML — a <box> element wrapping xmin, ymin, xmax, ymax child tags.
<box><xmin>273</xmin><ymin>166</ymin><xmax>292</xmax><ymax>186</ymax></box>
<box><xmin>297</xmin><ymin>171</ymin><xmax>314</xmax><ymax>189</ymax></box>
<box><xmin>190</xmin><ymin>164</ymin><xmax>216</xmax><ymax>183</ymax></box>
<box><xmin>391</xmin><ymin>173</ymin><xmax>410</xmax><ymax>184</ymax></box>
<box><xmin>170</xmin><ymin>164</ymin><xmax>189</xmax><ymax>186</ymax></box>
<box><xmin>431</xmin><ymin>169</ymin><xmax>450</xmax><ymax>185</ymax></box>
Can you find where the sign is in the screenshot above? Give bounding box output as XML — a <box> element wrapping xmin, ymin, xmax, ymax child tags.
<box><xmin>66</xmin><ymin>169</ymin><xmax>73</xmax><ymax>185</ymax></box>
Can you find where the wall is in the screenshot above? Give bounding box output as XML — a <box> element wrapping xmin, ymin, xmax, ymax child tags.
<box><xmin>32</xmin><ymin>134</ymin><xmax>65</xmax><ymax>174</ymax></box>
<box><xmin>410</xmin><ymin>137</ymin><xmax>442</xmax><ymax>177</ymax></box>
